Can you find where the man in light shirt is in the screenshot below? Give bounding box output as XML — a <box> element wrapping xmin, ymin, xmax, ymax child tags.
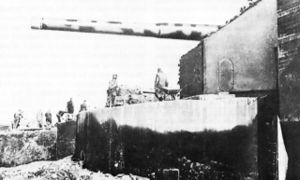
<box><xmin>154</xmin><ymin>68</ymin><xmax>169</xmax><ymax>101</ymax></box>
<box><xmin>106</xmin><ymin>74</ymin><xmax>119</xmax><ymax>107</ymax></box>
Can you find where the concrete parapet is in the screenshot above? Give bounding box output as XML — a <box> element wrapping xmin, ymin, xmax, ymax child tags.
<box><xmin>91</xmin><ymin>97</ymin><xmax>257</xmax><ymax>133</ymax></box>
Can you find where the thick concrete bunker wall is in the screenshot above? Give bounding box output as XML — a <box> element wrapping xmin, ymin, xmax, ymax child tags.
<box><xmin>203</xmin><ymin>0</ymin><xmax>277</xmax><ymax>93</ymax></box>
<box><xmin>277</xmin><ymin>0</ymin><xmax>300</xmax><ymax>179</ymax></box>
<box><xmin>278</xmin><ymin>0</ymin><xmax>300</xmax><ymax>120</ymax></box>
<box><xmin>56</xmin><ymin>121</ymin><xmax>76</xmax><ymax>159</ymax></box>
<box><xmin>73</xmin><ymin>96</ymin><xmax>268</xmax><ymax>179</ymax></box>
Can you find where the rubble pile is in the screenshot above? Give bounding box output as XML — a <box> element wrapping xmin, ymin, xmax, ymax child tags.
<box><xmin>0</xmin><ymin>130</ymin><xmax>56</xmax><ymax>167</ymax></box>
<box><xmin>0</xmin><ymin>156</ymin><xmax>149</xmax><ymax>180</ymax></box>
<box><xmin>177</xmin><ymin>157</ymin><xmax>255</xmax><ymax>180</ymax></box>
<box><xmin>115</xmin><ymin>85</ymin><xmax>156</xmax><ymax>106</ymax></box>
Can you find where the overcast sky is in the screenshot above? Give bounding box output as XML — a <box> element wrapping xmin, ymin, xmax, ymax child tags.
<box><xmin>0</xmin><ymin>0</ymin><xmax>248</xmax><ymax>25</ymax></box>
<box><xmin>0</xmin><ymin>0</ymin><xmax>248</xmax><ymax>126</ymax></box>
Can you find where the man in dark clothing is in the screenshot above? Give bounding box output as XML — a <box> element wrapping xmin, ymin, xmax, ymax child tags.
<box><xmin>79</xmin><ymin>100</ymin><xmax>88</xmax><ymax>112</ymax></box>
<box><xmin>67</xmin><ymin>98</ymin><xmax>74</xmax><ymax>114</ymax></box>
<box><xmin>56</xmin><ymin>110</ymin><xmax>66</xmax><ymax>123</ymax></box>
<box><xmin>45</xmin><ymin>110</ymin><xmax>52</xmax><ymax>128</ymax></box>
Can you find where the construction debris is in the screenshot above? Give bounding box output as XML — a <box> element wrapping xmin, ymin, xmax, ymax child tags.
<box><xmin>0</xmin><ymin>156</ymin><xmax>149</xmax><ymax>180</ymax></box>
<box><xmin>113</xmin><ymin>85</ymin><xmax>157</xmax><ymax>106</ymax></box>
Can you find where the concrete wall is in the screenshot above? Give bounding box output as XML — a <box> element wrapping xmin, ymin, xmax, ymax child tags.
<box><xmin>56</xmin><ymin>121</ymin><xmax>76</xmax><ymax>159</ymax></box>
<box><xmin>91</xmin><ymin>95</ymin><xmax>257</xmax><ymax>133</ymax></box>
<box><xmin>178</xmin><ymin>42</ymin><xmax>204</xmax><ymax>98</ymax></box>
<box><xmin>277</xmin><ymin>0</ymin><xmax>300</xmax><ymax>179</ymax></box>
<box><xmin>278</xmin><ymin>0</ymin><xmax>300</xmax><ymax>121</ymax></box>
<box><xmin>203</xmin><ymin>0</ymin><xmax>277</xmax><ymax>93</ymax></box>
<box><xmin>73</xmin><ymin>94</ymin><xmax>279</xmax><ymax>179</ymax></box>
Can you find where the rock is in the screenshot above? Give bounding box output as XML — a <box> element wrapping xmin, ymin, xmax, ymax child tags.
<box><xmin>0</xmin><ymin>130</ymin><xmax>56</xmax><ymax>167</ymax></box>
<box><xmin>119</xmin><ymin>175</ymin><xmax>132</xmax><ymax>180</ymax></box>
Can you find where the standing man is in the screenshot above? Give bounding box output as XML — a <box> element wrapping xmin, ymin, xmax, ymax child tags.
<box><xmin>154</xmin><ymin>68</ymin><xmax>169</xmax><ymax>101</ymax></box>
<box><xmin>106</xmin><ymin>74</ymin><xmax>119</xmax><ymax>107</ymax></box>
<box><xmin>56</xmin><ymin>110</ymin><xmax>65</xmax><ymax>123</ymax></box>
<box><xmin>12</xmin><ymin>109</ymin><xmax>23</xmax><ymax>129</ymax></box>
<box><xmin>67</xmin><ymin>98</ymin><xmax>74</xmax><ymax>114</ymax></box>
<box><xmin>79</xmin><ymin>100</ymin><xmax>88</xmax><ymax>112</ymax></box>
<box><xmin>36</xmin><ymin>110</ymin><xmax>44</xmax><ymax>128</ymax></box>
<box><xmin>45</xmin><ymin>110</ymin><xmax>52</xmax><ymax>128</ymax></box>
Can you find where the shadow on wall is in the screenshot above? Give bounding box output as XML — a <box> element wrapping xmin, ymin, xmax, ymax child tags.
<box><xmin>73</xmin><ymin>116</ymin><xmax>258</xmax><ymax>179</ymax></box>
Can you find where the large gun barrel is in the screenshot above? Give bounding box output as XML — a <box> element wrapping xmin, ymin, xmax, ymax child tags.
<box><xmin>31</xmin><ymin>17</ymin><xmax>220</xmax><ymax>40</ymax></box>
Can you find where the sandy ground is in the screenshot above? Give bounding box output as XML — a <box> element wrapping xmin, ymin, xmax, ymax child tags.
<box><xmin>0</xmin><ymin>156</ymin><xmax>149</xmax><ymax>180</ymax></box>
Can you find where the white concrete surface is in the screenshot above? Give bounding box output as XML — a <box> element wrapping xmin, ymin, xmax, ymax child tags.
<box><xmin>92</xmin><ymin>96</ymin><xmax>257</xmax><ymax>132</ymax></box>
<box><xmin>204</xmin><ymin>0</ymin><xmax>278</xmax><ymax>93</ymax></box>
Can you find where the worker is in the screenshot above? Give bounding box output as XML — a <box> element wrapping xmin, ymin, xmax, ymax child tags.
<box><xmin>12</xmin><ymin>109</ymin><xmax>23</xmax><ymax>129</ymax></box>
<box><xmin>56</xmin><ymin>110</ymin><xmax>65</xmax><ymax>123</ymax></box>
<box><xmin>154</xmin><ymin>68</ymin><xmax>169</xmax><ymax>101</ymax></box>
<box><xmin>45</xmin><ymin>110</ymin><xmax>52</xmax><ymax>128</ymax></box>
<box><xmin>106</xmin><ymin>74</ymin><xmax>119</xmax><ymax>107</ymax></box>
<box><xmin>36</xmin><ymin>110</ymin><xmax>44</xmax><ymax>128</ymax></box>
<box><xmin>79</xmin><ymin>100</ymin><xmax>88</xmax><ymax>112</ymax></box>
<box><xmin>67</xmin><ymin>98</ymin><xmax>74</xmax><ymax>114</ymax></box>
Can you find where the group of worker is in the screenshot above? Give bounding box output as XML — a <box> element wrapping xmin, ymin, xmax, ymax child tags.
<box><xmin>66</xmin><ymin>98</ymin><xmax>88</xmax><ymax>114</ymax></box>
<box><xmin>11</xmin><ymin>68</ymin><xmax>168</xmax><ymax>128</ymax></box>
<box><xmin>11</xmin><ymin>99</ymin><xmax>88</xmax><ymax>130</ymax></box>
<box><xmin>57</xmin><ymin>98</ymin><xmax>88</xmax><ymax>122</ymax></box>
<box><xmin>106</xmin><ymin>68</ymin><xmax>169</xmax><ymax>107</ymax></box>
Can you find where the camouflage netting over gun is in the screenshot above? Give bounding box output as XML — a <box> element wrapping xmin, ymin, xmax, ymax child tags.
<box><xmin>178</xmin><ymin>41</ymin><xmax>204</xmax><ymax>98</ymax></box>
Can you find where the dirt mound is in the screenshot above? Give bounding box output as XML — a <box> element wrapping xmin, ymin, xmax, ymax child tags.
<box><xmin>0</xmin><ymin>156</ymin><xmax>149</xmax><ymax>180</ymax></box>
<box><xmin>0</xmin><ymin>130</ymin><xmax>56</xmax><ymax>167</ymax></box>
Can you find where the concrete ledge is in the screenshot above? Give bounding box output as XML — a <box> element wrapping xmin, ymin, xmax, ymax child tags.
<box><xmin>91</xmin><ymin>97</ymin><xmax>257</xmax><ymax>132</ymax></box>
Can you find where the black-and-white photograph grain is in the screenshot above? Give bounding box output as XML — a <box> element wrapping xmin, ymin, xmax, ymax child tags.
<box><xmin>0</xmin><ymin>0</ymin><xmax>298</xmax><ymax>179</ymax></box>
